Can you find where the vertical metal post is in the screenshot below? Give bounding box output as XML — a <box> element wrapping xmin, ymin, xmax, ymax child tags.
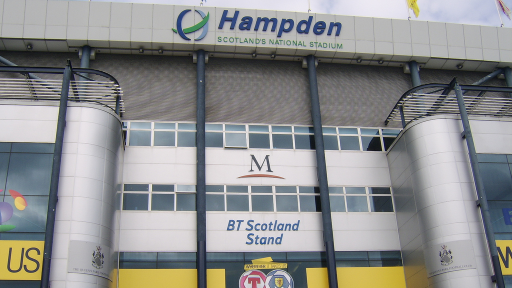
<box><xmin>78</xmin><ymin>45</ymin><xmax>91</xmax><ymax>102</ymax></box>
<box><xmin>408</xmin><ymin>60</ymin><xmax>421</xmax><ymax>87</ymax></box>
<box><xmin>41</xmin><ymin>60</ymin><xmax>73</xmax><ymax>288</ymax></box>
<box><xmin>504</xmin><ymin>67</ymin><xmax>512</xmax><ymax>98</ymax></box>
<box><xmin>453</xmin><ymin>80</ymin><xmax>505</xmax><ymax>288</ymax></box>
<box><xmin>399</xmin><ymin>105</ymin><xmax>406</xmax><ymax>128</ymax></box>
<box><xmin>196</xmin><ymin>49</ymin><xmax>207</xmax><ymax>288</ymax></box>
<box><xmin>306</xmin><ymin>55</ymin><xmax>339</xmax><ymax>288</ymax></box>
<box><xmin>408</xmin><ymin>61</ymin><xmax>421</xmax><ymax>87</ymax></box>
<box><xmin>80</xmin><ymin>46</ymin><xmax>91</xmax><ymax>74</ymax></box>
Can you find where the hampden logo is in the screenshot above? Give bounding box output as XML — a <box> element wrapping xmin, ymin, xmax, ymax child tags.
<box><xmin>173</xmin><ymin>9</ymin><xmax>210</xmax><ymax>41</ymax></box>
<box><xmin>240</xmin><ymin>269</ymin><xmax>294</xmax><ymax>288</ymax></box>
<box><xmin>238</xmin><ymin>155</ymin><xmax>284</xmax><ymax>179</ymax></box>
<box><xmin>0</xmin><ymin>190</ymin><xmax>28</xmax><ymax>232</ymax></box>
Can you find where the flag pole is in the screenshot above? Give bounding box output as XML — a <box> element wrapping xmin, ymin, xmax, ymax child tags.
<box><xmin>405</xmin><ymin>0</ymin><xmax>412</xmax><ymax>20</ymax></box>
<box><xmin>494</xmin><ymin>0</ymin><xmax>505</xmax><ymax>27</ymax></box>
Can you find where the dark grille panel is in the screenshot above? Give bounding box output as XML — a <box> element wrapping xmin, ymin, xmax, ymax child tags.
<box><xmin>0</xmin><ymin>51</ymin><xmax>506</xmax><ymax>128</ymax></box>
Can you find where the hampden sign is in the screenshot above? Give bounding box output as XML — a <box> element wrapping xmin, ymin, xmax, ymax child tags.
<box><xmin>174</xmin><ymin>9</ymin><xmax>343</xmax><ymax>50</ymax></box>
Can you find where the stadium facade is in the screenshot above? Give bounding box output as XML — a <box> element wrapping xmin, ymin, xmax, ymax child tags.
<box><xmin>0</xmin><ymin>1</ymin><xmax>512</xmax><ymax>288</ymax></box>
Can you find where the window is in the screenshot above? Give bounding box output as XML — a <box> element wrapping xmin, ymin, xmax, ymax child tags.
<box><xmin>123</xmin><ymin>121</ymin><xmax>400</xmax><ymax>152</ymax></box>
<box><xmin>121</xmin><ymin>185</ymin><xmax>393</xmax><ymax>213</ymax></box>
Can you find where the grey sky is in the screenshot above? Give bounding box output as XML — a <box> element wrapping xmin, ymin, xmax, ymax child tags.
<box><xmin>75</xmin><ymin>0</ymin><xmax>512</xmax><ymax>27</ymax></box>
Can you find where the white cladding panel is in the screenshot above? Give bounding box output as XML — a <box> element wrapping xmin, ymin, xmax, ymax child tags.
<box><xmin>0</xmin><ymin>103</ymin><xmax>58</xmax><ymax>143</ymax></box>
<box><xmin>471</xmin><ymin>118</ymin><xmax>512</xmax><ymax>155</ymax></box>
<box><xmin>52</xmin><ymin>105</ymin><xmax>123</xmax><ymax>288</ymax></box>
<box><xmin>121</xmin><ymin>146</ymin><xmax>399</xmax><ymax>252</ymax></box>
<box><xmin>119</xmin><ymin>212</ymin><xmax>400</xmax><ymax>252</ymax></box>
<box><xmin>1</xmin><ymin>0</ymin><xmax>511</xmax><ymax>69</ymax></box>
<box><xmin>387</xmin><ymin>116</ymin><xmax>494</xmax><ymax>288</ymax></box>
<box><xmin>123</xmin><ymin>148</ymin><xmax>392</xmax><ymax>187</ymax></box>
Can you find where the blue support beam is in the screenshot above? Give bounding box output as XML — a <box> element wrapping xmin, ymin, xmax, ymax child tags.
<box><xmin>196</xmin><ymin>49</ymin><xmax>207</xmax><ymax>288</ymax></box>
<box><xmin>306</xmin><ymin>55</ymin><xmax>338</xmax><ymax>288</ymax></box>
<box><xmin>453</xmin><ymin>79</ymin><xmax>505</xmax><ymax>288</ymax></box>
<box><xmin>408</xmin><ymin>61</ymin><xmax>421</xmax><ymax>87</ymax></box>
<box><xmin>41</xmin><ymin>60</ymin><xmax>73</xmax><ymax>288</ymax></box>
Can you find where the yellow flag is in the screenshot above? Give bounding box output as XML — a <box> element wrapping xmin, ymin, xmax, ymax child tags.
<box><xmin>407</xmin><ymin>0</ymin><xmax>420</xmax><ymax>18</ymax></box>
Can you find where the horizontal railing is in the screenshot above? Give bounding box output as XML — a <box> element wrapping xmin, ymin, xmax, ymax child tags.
<box><xmin>385</xmin><ymin>82</ymin><xmax>512</xmax><ymax>127</ymax></box>
<box><xmin>0</xmin><ymin>78</ymin><xmax>124</xmax><ymax>113</ymax></box>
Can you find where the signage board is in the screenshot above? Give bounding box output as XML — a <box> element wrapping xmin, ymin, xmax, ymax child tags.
<box><xmin>424</xmin><ymin>240</ymin><xmax>476</xmax><ymax>277</ymax></box>
<box><xmin>0</xmin><ymin>240</ymin><xmax>44</xmax><ymax>280</ymax></box>
<box><xmin>67</xmin><ymin>240</ymin><xmax>111</xmax><ymax>281</ymax></box>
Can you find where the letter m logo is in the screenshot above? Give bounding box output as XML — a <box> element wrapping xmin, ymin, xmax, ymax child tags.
<box><xmin>249</xmin><ymin>155</ymin><xmax>273</xmax><ymax>172</ymax></box>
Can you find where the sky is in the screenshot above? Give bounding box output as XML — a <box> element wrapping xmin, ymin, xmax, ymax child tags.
<box><xmin>78</xmin><ymin>0</ymin><xmax>512</xmax><ymax>28</ymax></box>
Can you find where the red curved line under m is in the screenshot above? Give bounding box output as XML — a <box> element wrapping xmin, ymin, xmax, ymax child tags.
<box><xmin>238</xmin><ymin>174</ymin><xmax>285</xmax><ymax>179</ymax></box>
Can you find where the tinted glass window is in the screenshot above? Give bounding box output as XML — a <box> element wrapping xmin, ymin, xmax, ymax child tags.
<box><xmin>7</xmin><ymin>153</ymin><xmax>53</xmax><ymax>195</ymax></box>
<box><xmin>346</xmin><ymin>196</ymin><xmax>368</xmax><ymax>212</ymax></box>
<box><xmin>177</xmin><ymin>132</ymin><xmax>196</xmax><ymax>147</ymax></box>
<box><xmin>154</xmin><ymin>131</ymin><xmax>175</xmax><ymax>146</ymax></box>
<box><xmin>251</xmin><ymin>186</ymin><xmax>272</xmax><ymax>193</ymax></box>
<box><xmin>130</xmin><ymin>122</ymin><xmax>151</xmax><ymax>129</ymax></box>
<box><xmin>338</xmin><ymin>128</ymin><xmax>358</xmax><ymax>134</ymax></box>
<box><xmin>154</xmin><ymin>123</ymin><xmax>175</xmax><ymax>130</ymax></box>
<box><xmin>129</xmin><ymin>130</ymin><xmax>151</xmax><ymax>146</ymax></box>
<box><xmin>272</xmin><ymin>134</ymin><xmax>293</xmax><ymax>149</ymax></box>
<box><xmin>300</xmin><ymin>195</ymin><xmax>321</xmax><ymax>212</ymax></box>
<box><xmin>361</xmin><ymin>137</ymin><xmax>382</xmax><ymax>151</ymax></box>
<box><xmin>4</xmin><ymin>195</ymin><xmax>48</xmax><ymax>232</ymax></box>
<box><xmin>272</xmin><ymin>126</ymin><xmax>292</xmax><ymax>133</ymax></box>
<box><xmin>346</xmin><ymin>187</ymin><xmax>366</xmax><ymax>194</ymax></box>
<box><xmin>178</xmin><ymin>123</ymin><xmax>196</xmax><ymax>130</ymax></box>
<box><xmin>249</xmin><ymin>134</ymin><xmax>270</xmax><ymax>149</ymax></box>
<box><xmin>226</xmin><ymin>186</ymin><xmax>248</xmax><ymax>193</ymax></box>
<box><xmin>152</xmin><ymin>185</ymin><xmax>174</xmax><ymax>192</ymax></box>
<box><xmin>123</xmin><ymin>194</ymin><xmax>149</xmax><ymax>210</ymax></box>
<box><xmin>251</xmin><ymin>195</ymin><xmax>273</xmax><ymax>211</ymax></box>
<box><xmin>276</xmin><ymin>186</ymin><xmax>296</xmax><ymax>193</ymax></box>
<box><xmin>383</xmin><ymin>137</ymin><xmax>396</xmax><ymax>150</ymax></box>
<box><xmin>176</xmin><ymin>194</ymin><xmax>195</xmax><ymax>211</ymax></box>
<box><xmin>480</xmin><ymin>163</ymin><xmax>512</xmax><ymax>200</ymax></box>
<box><xmin>489</xmin><ymin>201</ymin><xmax>512</xmax><ymax>233</ymax></box>
<box><xmin>124</xmin><ymin>184</ymin><xmax>149</xmax><ymax>191</ymax></box>
<box><xmin>339</xmin><ymin>136</ymin><xmax>360</xmax><ymax>150</ymax></box>
<box><xmin>206</xmin><ymin>194</ymin><xmax>225</xmax><ymax>211</ymax></box>
<box><xmin>323</xmin><ymin>135</ymin><xmax>339</xmax><ymax>150</ymax></box>
<box><xmin>151</xmin><ymin>194</ymin><xmax>174</xmax><ymax>211</ymax></box>
<box><xmin>370</xmin><ymin>196</ymin><xmax>393</xmax><ymax>212</ymax></box>
<box><xmin>294</xmin><ymin>135</ymin><xmax>315</xmax><ymax>150</ymax></box>
<box><xmin>206</xmin><ymin>132</ymin><xmax>223</xmax><ymax>147</ymax></box>
<box><xmin>330</xmin><ymin>195</ymin><xmax>346</xmax><ymax>212</ymax></box>
<box><xmin>205</xmin><ymin>124</ymin><xmax>223</xmax><ymax>131</ymax></box>
<box><xmin>226</xmin><ymin>195</ymin><xmax>249</xmax><ymax>211</ymax></box>
<box><xmin>276</xmin><ymin>195</ymin><xmax>298</xmax><ymax>212</ymax></box>
<box><xmin>225</xmin><ymin>133</ymin><xmax>246</xmax><ymax>147</ymax></box>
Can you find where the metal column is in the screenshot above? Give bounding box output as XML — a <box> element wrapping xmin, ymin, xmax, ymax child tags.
<box><xmin>408</xmin><ymin>60</ymin><xmax>421</xmax><ymax>87</ymax></box>
<box><xmin>196</xmin><ymin>49</ymin><xmax>207</xmax><ymax>288</ymax></box>
<box><xmin>306</xmin><ymin>55</ymin><xmax>339</xmax><ymax>288</ymax></box>
<box><xmin>41</xmin><ymin>60</ymin><xmax>73</xmax><ymax>288</ymax></box>
<box><xmin>453</xmin><ymin>80</ymin><xmax>505</xmax><ymax>288</ymax></box>
<box><xmin>504</xmin><ymin>67</ymin><xmax>512</xmax><ymax>98</ymax></box>
<box><xmin>79</xmin><ymin>45</ymin><xmax>91</xmax><ymax>78</ymax></box>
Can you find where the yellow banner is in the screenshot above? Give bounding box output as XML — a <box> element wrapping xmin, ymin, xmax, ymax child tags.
<box><xmin>244</xmin><ymin>263</ymin><xmax>287</xmax><ymax>270</ymax></box>
<box><xmin>496</xmin><ymin>240</ymin><xmax>512</xmax><ymax>275</ymax></box>
<box><xmin>0</xmin><ymin>240</ymin><xmax>44</xmax><ymax>280</ymax></box>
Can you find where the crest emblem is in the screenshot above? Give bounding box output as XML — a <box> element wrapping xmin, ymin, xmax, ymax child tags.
<box><xmin>92</xmin><ymin>246</ymin><xmax>105</xmax><ymax>269</ymax></box>
<box><xmin>439</xmin><ymin>245</ymin><xmax>453</xmax><ymax>266</ymax></box>
<box><xmin>265</xmin><ymin>270</ymin><xmax>293</xmax><ymax>288</ymax></box>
